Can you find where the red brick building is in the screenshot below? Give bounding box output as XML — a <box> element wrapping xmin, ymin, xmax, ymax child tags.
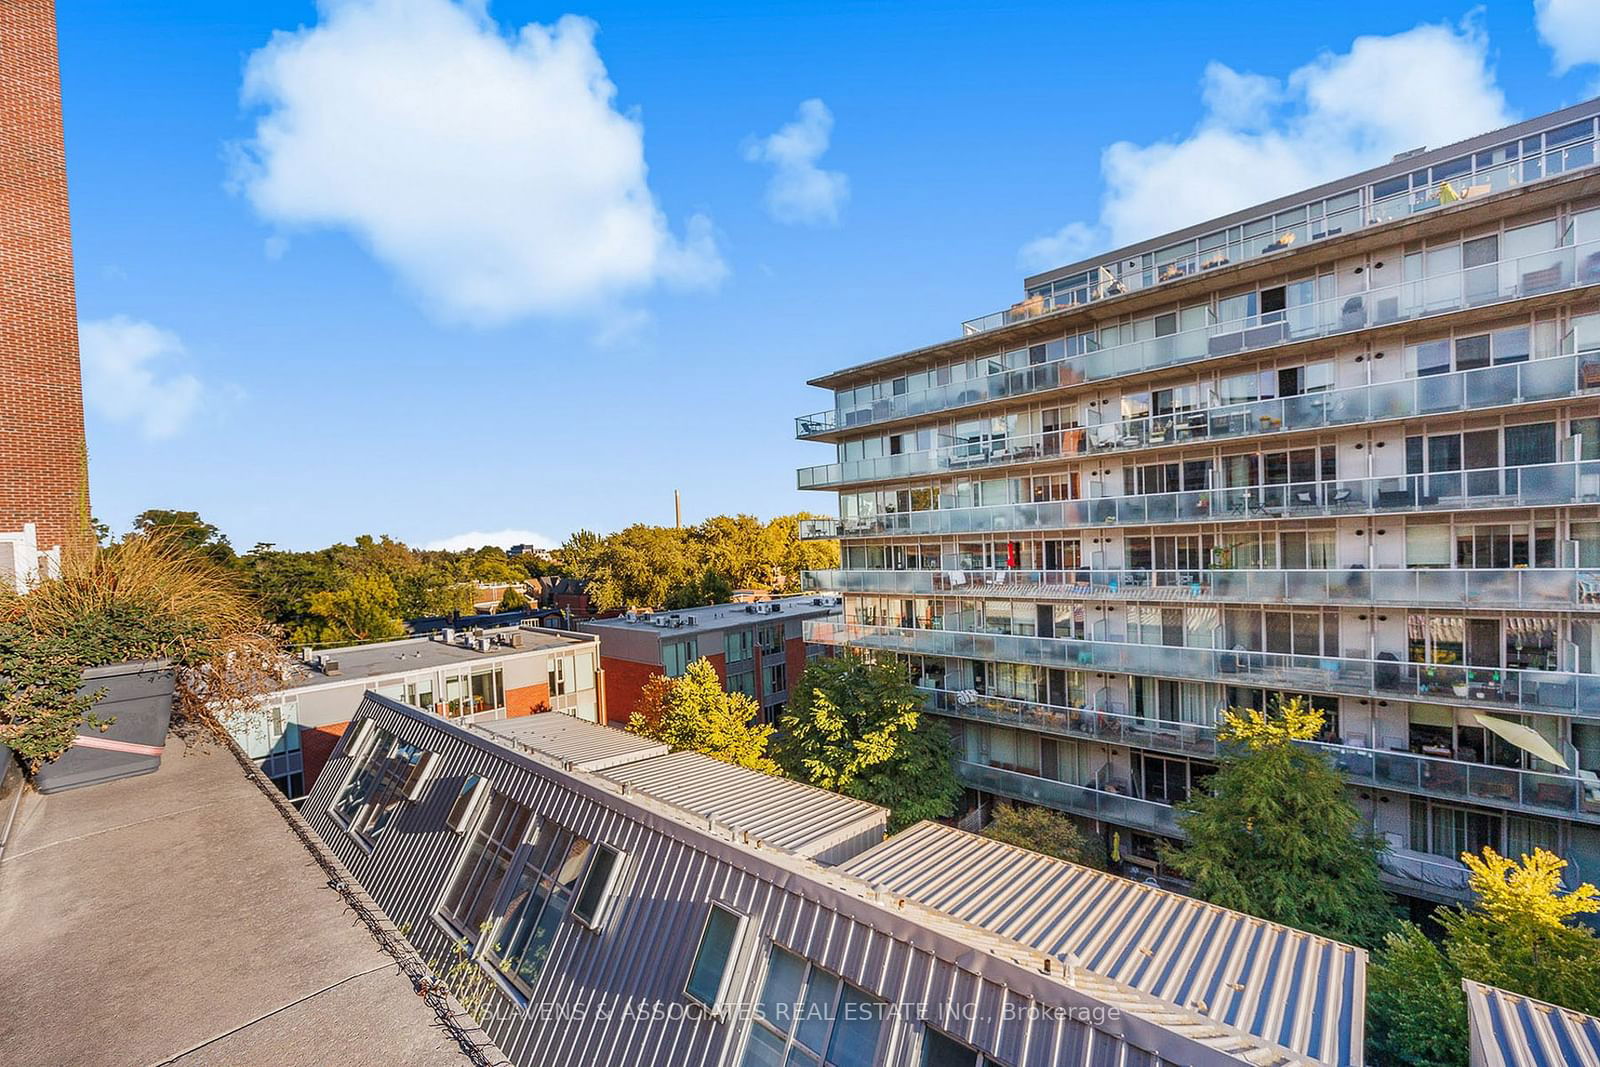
<box><xmin>581</xmin><ymin>595</ymin><xmax>841</xmax><ymax>726</ymax></box>
<box><xmin>1</xmin><ymin>0</ymin><xmax>88</xmax><ymax>584</ymax></box>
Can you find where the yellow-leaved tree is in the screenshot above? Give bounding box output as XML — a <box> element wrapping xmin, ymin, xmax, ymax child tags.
<box><xmin>626</xmin><ymin>658</ymin><xmax>778</xmax><ymax>773</ymax></box>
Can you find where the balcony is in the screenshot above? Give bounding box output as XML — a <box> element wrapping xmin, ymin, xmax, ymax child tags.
<box><xmin>803</xmin><ymin>566</ymin><xmax>1600</xmax><ymax>613</ymax></box>
<box><xmin>955</xmin><ymin>136</ymin><xmax>1598</xmax><ymax>338</ymax></box>
<box><xmin>954</xmin><ymin>760</ymin><xmax>1183</xmax><ymax>837</ymax></box>
<box><xmin>1378</xmin><ymin>849</ymin><xmax>1475</xmax><ymax>904</ymax></box>
<box><xmin>797</xmin><ymin>460</ymin><xmax>1600</xmax><ymax>541</ymax></box>
<box><xmin>797</xmin><ymin>353</ymin><xmax>1598</xmax><ymax>490</ymax></box>
<box><xmin>927</xmin><ymin>688</ymin><xmax>1600</xmax><ymax>825</ymax></box>
<box><xmin>797</xmin><ymin>236</ymin><xmax>1600</xmax><ymax>440</ymax></box>
<box><xmin>806</xmin><ymin>619</ymin><xmax>1600</xmax><ymax>715</ymax></box>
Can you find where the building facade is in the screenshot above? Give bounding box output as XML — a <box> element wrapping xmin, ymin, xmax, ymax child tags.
<box><xmin>298</xmin><ymin>692</ymin><xmax>1366</xmax><ymax>1066</ymax></box>
<box><xmin>240</xmin><ymin>622</ymin><xmax>602</xmax><ymax>799</ymax></box>
<box><xmin>0</xmin><ymin>0</ymin><xmax>89</xmax><ymax>586</ymax></box>
<box><xmin>582</xmin><ymin>595</ymin><xmax>840</xmax><ymax>726</ymax></box>
<box><xmin>797</xmin><ymin>99</ymin><xmax>1600</xmax><ymax>911</ymax></box>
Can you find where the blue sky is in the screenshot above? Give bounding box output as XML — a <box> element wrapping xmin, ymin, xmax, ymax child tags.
<box><xmin>58</xmin><ymin>0</ymin><xmax>1600</xmax><ymax>551</ymax></box>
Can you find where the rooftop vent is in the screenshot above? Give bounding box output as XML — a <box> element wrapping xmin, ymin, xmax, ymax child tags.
<box><xmin>321</xmin><ymin>658</ymin><xmax>341</xmax><ymax>676</ymax></box>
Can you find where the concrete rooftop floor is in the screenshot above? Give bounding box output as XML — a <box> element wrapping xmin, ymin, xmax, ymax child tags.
<box><xmin>0</xmin><ymin>737</ymin><xmax>498</xmax><ymax>1066</ymax></box>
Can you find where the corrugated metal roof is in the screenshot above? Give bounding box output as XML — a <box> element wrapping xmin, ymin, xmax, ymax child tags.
<box><xmin>840</xmin><ymin>821</ymin><xmax>1366</xmax><ymax>1066</ymax></box>
<box><xmin>302</xmin><ymin>696</ymin><xmax>1345</xmax><ymax>1066</ymax></box>
<box><xmin>470</xmin><ymin>713</ymin><xmax>667</xmax><ymax>772</ymax></box>
<box><xmin>1466</xmin><ymin>979</ymin><xmax>1600</xmax><ymax>1067</ymax></box>
<box><xmin>598</xmin><ymin>750</ymin><xmax>888</xmax><ymax>864</ymax></box>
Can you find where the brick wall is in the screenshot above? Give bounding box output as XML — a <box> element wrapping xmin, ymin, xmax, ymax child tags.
<box><xmin>505</xmin><ymin>681</ymin><xmax>549</xmax><ymax>718</ymax></box>
<box><xmin>601</xmin><ymin>655</ymin><xmax>663</xmax><ymax>726</ymax></box>
<box><xmin>301</xmin><ymin>721</ymin><xmax>350</xmax><ymax>795</ymax></box>
<box><xmin>0</xmin><ymin>0</ymin><xmax>88</xmax><ymax>554</ymax></box>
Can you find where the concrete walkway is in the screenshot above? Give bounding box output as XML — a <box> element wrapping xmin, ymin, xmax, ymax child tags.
<box><xmin>0</xmin><ymin>739</ymin><xmax>497</xmax><ymax>1066</ymax></box>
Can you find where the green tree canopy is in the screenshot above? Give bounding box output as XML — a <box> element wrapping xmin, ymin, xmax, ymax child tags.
<box><xmin>131</xmin><ymin>509</ymin><xmax>235</xmax><ymax>565</ymax></box>
<box><xmin>1369</xmin><ymin>847</ymin><xmax>1600</xmax><ymax>1067</ymax></box>
<box><xmin>981</xmin><ymin>802</ymin><xmax>1106</xmax><ymax>869</ymax></box>
<box><xmin>1162</xmin><ymin>696</ymin><xmax>1395</xmax><ymax>947</ymax></box>
<box><xmin>776</xmin><ymin>652</ymin><xmax>959</xmax><ymax>831</ymax></box>
<box><xmin>626</xmin><ymin>658</ymin><xmax>777</xmax><ymax>773</ymax></box>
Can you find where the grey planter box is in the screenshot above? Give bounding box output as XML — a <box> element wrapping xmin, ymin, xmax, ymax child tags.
<box><xmin>33</xmin><ymin>659</ymin><xmax>175</xmax><ymax>795</ymax></box>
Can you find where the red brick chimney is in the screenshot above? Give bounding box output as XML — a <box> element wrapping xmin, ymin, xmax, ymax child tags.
<box><xmin>0</xmin><ymin>0</ymin><xmax>88</xmax><ymax>561</ymax></box>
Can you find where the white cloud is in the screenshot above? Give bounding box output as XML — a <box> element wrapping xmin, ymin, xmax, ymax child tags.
<box><xmin>1536</xmin><ymin>0</ymin><xmax>1600</xmax><ymax>74</ymax></box>
<box><xmin>423</xmin><ymin>529</ymin><xmax>556</xmax><ymax>552</ymax></box>
<box><xmin>744</xmin><ymin>98</ymin><xmax>849</xmax><ymax>226</ymax></box>
<box><xmin>79</xmin><ymin>316</ymin><xmax>205</xmax><ymax>440</ymax></box>
<box><xmin>1019</xmin><ymin>222</ymin><xmax>1097</xmax><ymax>272</ymax></box>
<box><xmin>1023</xmin><ymin>19</ymin><xmax>1514</xmax><ymax>265</ymax></box>
<box><xmin>231</xmin><ymin>0</ymin><xmax>725</xmax><ymax>325</ymax></box>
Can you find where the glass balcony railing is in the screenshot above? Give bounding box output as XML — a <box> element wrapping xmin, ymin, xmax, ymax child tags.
<box><xmin>955</xmin><ymin>137</ymin><xmax>1599</xmax><ymax>337</ymax></box>
<box><xmin>797</xmin><ymin>237</ymin><xmax>1600</xmax><ymax>440</ymax></box>
<box><xmin>797</xmin><ymin>460</ymin><xmax>1600</xmax><ymax>541</ymax></box>
<box><xmin>926</xmin><ymin>688</ymin><xmax>1600</xmax><ymax>824</ymax></box>
<box><xmin>803</xmin><ymin>566</ymin><xmax>1600</xmax><ymax>611</ymax></box>
<box><xmin>954</xmin><ymin>760</ymin><xmax>1183</xmax><ymax>836</ymax></box>
<box><xmin>797</xmin><ymin>353</ymin><xmax>1599</xmax><ymax>489</ymax></box>
<box><xmin>806</xmin><ymin>619</ymin><xmax>1600</xmax><ymax>715</ymax></box>
<box><xmin>1378</xmin><ymin>849</ymin><xmax>1475</xmax><ymax>901</ymax></box>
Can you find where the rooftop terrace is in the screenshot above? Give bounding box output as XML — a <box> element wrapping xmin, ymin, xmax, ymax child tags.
<box><xmin>0</xmin><ymin>735</ymin><xmax>497</xmax><ymax>1065</ymax></box>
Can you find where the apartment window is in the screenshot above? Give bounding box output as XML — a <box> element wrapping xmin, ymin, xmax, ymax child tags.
<box><xmin>549</xmin><ymin>655</ymin><xmax>570</xmax><ymax>696</ymax></box>
<box><xmin>728</xmin><ymin>671</ymin><xmax>757</xmax><ymax>698</ymax></box>
<box><xmin>663</xmin><ymin>639</ymin><xmax>698</xmax><ymax>677</ymax></box>
<box><xmin>469</xmin><ymin>667</ymin><xmax>504</xmax><ymax>715</ymax></box>
<box><xmin>570</xmin><ymin>844</ymin><xmax>626</xmax><ymax>929</ymax></box>
<box><xmin>921</xmin><ymin>1028</ymin><xmax>1003</xmax><ymax>1067</ymax></box>
<box><xmin>762</xmin><ymin>662</ymin><xmax>787</xmax><ymax>696</ymax></box>
<box><xmin>741</xmin><ymin>946</ymin><xmax>887</xmax><ymax>1067</ymax></box>
<box><xmin>485</xmin><ymin>821</ymin><xmax>593</xmax><ymax>994</ymax></box>
<box><xmin>1410</xmin><ymin>799</ymin><xmax>1500</xmax><ymax>861</ymax></box>
<box><xmin>437</xmin><ymin>792</ymin><xmax>533</xmax><ymax>942</ymax></box>
<box><xmin>726</xmin><ymin>630</ymin><xmax>754</xmax><ymax>663</ymax></box>
<box><xmin>329</xmin><ymin>726</ymin><xmax>428</xmax><ymax>847</ymax></box>
<box><xmin>686</xmin><ymin>903</ymin><xmax>747</xmax><ymax>1011</ymax></box>
<box><xmin>757</xmin><ymin>624</ymin><xmax>784</xmax><ymax>655</ymax></box>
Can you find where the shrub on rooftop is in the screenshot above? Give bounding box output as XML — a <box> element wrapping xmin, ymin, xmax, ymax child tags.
<box><xmin>0</xmin><ymin>531</ymin><xmax>284</xmax><ymax>771</ymax></box>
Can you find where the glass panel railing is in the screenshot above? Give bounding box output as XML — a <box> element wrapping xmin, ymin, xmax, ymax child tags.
<box><xmin>799</xmin><ymin>236</ymin><xmax>1600</xmax><ymax>438</ymax></box>
<box><xmin>802</xmin><ymin>567</ymin><xmax>1600</xmax><ymax>610</ymax></box>
<box><xmin>1378</xmin><ymin>849</ymin><xmax>1474</xmax><ymax>899</ymax></box>
<box><xmin>798</xmin><ymin>460</ymin><xmax>1600</xmax><ymax>540</ymax></box>
<box><xmin>955</xmin><ymin>138</ymin><xmax>1599</xmax><ymax>338</ymax></box>
<box><xmin>954</xmin><ymin>760</ymin><xmax>1184</xmax><ymax>836</ymax></box>
<box><xmin>927</xmin><ymin>687</ymin><xmax>1600</xmax><ymax>822</ymax></box>
<box><xmin>807</xmin><ymin>620</ymin><xmax>1600</xmax><ymax>715</ymax></box>
<box><xmin>797</xmin><ymin>353</ymin><xmax>1599</xmax><ymax>488</ymax></box>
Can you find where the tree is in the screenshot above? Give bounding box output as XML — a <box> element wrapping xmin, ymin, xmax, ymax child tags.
<box><xmin>1162</xmin><ymin>696</ymin><xmax>1394</xmax><ymax>946</ymax></box>
<box><xmin>1368</xmin><ymin>847</ymin><xmax>1600</xmax><ymax>1066</ymax></box>
<box><xmin>776</xmin><ymin>652</ymin><xmax>959</xmax><ymax>831</ymax></box>
<box><xmin>626</xmin><ymin>659</ymin><xmax>778</xmax><ymax>773</ymax></box>
<box><xmin>497</xmin><ymin>586</ymin><xmax>530</xmax><ymax>612</ymax></box>
<box><xmin>296</xmin><ymin>572</ymin><xmax>406</xmax><ymax>645</ymax></box>
<box><xmin>981</xmin><ymin>802</ymin><xmax>1106</xmax><ymax>869</ymax></box>
<box><xmin>131</xmin><ymin>509</ymin><xmax>234</xmax><ymax>565</ymax></box>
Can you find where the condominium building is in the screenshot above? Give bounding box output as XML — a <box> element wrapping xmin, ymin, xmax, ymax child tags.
<box><xmin>241</xmin><ymin>622</ymin><xmax>603</xmax><ymax>799</ymax></box>
<box><xmin>796</xmin><ymin>98</ymin><xmax>1600</xmax><ymax>913</ymax></box>
<box><xmin>582</xmin><ymin>594</ymin><xmax>840</xmax><ymax>725</ymax></box>
<box><xmin>298</xmin><ymin>691</ymin><xmax>1366</xmax><ymax>1065</ymax></box>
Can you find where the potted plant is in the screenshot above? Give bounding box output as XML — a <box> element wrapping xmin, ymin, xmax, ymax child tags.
<box><xmin>0</xmin><ymin>533</ymin><xmax>282</xmax><ymax>793</ymax></box>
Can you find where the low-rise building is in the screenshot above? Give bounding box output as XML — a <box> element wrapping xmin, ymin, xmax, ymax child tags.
<box><xmin>297</xmin><ymin>692</ymin><xmax>1368</xmax><ymax>1066</ymax></box>
<box><xmin>1464</xmin><ymin>979</ymin><xmax>1600</xmax><ymax>1066</ymax></box>
<box><xmin>582</xmin><ymin>594</ymin><xmax>840</xmax><ymax>725</ymax></box>
<box><xmin>240</xmin><ymin>622</ymin><xmax>603</xmax><ymax>799</ymax></box>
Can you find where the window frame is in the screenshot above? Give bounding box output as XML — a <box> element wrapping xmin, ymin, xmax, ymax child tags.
<box><xmin>569</xmin><ymin>843</ymin><xmax>627</xmax><ymax>931</ymax></box>
<box><xmin>739</xmin><ymin>944</ymin><xmax>890</xmax><ymax>1067</ymax></box>
<box><xmin>327</xmin><ymin>724</ymin><xmax>430</xmax><ymax>851</ymax></box>
<box><xmin>684</xmin><ymin>902</ymin><xmax>748</xmax><ymax>1015</ymax></box>
<box><xmin>433</xmin><ymin>790</ymin><xmax>534</xmax><ymax>946</ymax></box>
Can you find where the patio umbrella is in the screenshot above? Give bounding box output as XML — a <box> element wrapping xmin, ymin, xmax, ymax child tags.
<box><xmin>1471</xmin><ymin>712</ymin><xmax>1569</xmax><ymax>770</ymax></box>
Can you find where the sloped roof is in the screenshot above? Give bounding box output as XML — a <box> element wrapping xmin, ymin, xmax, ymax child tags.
<box><xmin>1465</xmin><ymin>979</ymin><xmax>1600</xmax><ymax>1067</ymax></box>
<box><xmin>840</xmin><ymin>820</ymin><xmax>1366</xmax><ymax>1065</ymax></box>
<box><xmin>472</xmin><ymin>713</ymin><xmax>667</xmax><ymax>772</ymax></box>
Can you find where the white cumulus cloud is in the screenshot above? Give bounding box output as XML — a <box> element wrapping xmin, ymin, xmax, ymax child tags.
<box><xmin>1536</xmin><ymin>0</ymin><xmax>1600</xmax><ymax>74</ymax></box>
<box><xmin>1022</xmin><ymin>19</ymin><xmax>1514</xmax><ymax>267</ymax></box>
<box><xmin>79</xmin><ymin>316</ymin><xmax>205</xmax><ymax>440</ymax></box>
<box><xmin>744</xmin><ymin>98</ymin><xmax>849</xmax><ymax>226</ymax></box>
<box><xmin>423</xmin><ymin>529</ymin><xmax>556</xmax><ymax>552</ymax></box>
<box><xmin>231</xmin><ymin>0</ymin><xmax>725</xmax><ymax>325</ymax></box>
